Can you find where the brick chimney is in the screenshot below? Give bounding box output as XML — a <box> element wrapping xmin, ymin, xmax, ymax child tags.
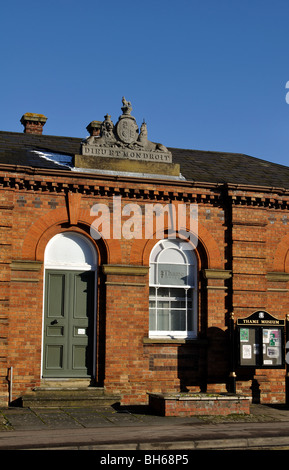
<box><xmin>20</xmin><ymin>113</ymin><xmax>47</xmax><ymax>135</ymax></box>
<box><xmin>86</xmin><ymin>120</ymin><xmax>102</xmax><ymax>137</ymax></box>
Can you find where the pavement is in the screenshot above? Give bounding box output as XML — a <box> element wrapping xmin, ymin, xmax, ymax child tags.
<box><xmin>2</xmin><ymin>403</ymin><xmax>289</xmax><ymax>451</ymax></box>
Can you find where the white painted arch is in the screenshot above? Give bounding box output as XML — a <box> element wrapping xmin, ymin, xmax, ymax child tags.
<box><xmin>44</xmin><ymin>232</ymin><xmax>97</xmax><ymax>270</ymax></box>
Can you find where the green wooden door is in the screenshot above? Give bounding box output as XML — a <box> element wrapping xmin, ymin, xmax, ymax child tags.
<box><xmin>43</xmin><ymin>270</ymin><xmax>95</xmax><ymax>378</ymax></box>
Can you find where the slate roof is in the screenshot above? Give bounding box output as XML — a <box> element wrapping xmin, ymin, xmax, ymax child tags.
<box><xmin>171</xmin><ymin>147</ymin><xmax>289</xmax><ymax>188</ymax></box>
<box><xmin>0</xmin><ymin>131</ymin><xmax>81</xmax><ymax>169</ymax></box>
<box><xmin>1</xmin><ymin>130</ymin><xmax>289</xmax><ymax>189</ymax></box>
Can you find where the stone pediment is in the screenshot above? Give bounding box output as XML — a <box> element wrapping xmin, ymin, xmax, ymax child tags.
<box><xmin>81</xmin><ymin>97</ymin><xmax>172</xmax><ymax>164</ymax></box>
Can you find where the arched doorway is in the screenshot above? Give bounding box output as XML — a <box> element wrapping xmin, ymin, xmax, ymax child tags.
<box><xmin>42</xmin><ymin>232</ymin><xmax>97</xmax><ymax>379</ymax></box>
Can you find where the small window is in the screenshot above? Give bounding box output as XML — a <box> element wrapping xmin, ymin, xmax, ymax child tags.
<box><xmin>149</xmin><ymin>239</ymin><xmax>197</xmax><ymax>339</ymax></box>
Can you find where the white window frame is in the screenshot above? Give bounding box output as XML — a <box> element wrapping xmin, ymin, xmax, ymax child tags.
<box><xmin>149</xmin><ymin>239</ymin><xmax>197</xmax><ymax>339</ymax></box>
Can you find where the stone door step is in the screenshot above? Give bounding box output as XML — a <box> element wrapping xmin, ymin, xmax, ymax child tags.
<box><xmin>22</xmin><ymin>383</ymin><xmax>121</xmax><ymax>408</ymax></box>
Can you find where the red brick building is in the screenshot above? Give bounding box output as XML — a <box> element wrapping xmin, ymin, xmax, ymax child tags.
<box><xmin>1</xmin><ymin>99</ymin><xmax>289</xmax><ymax>407</ymax></box>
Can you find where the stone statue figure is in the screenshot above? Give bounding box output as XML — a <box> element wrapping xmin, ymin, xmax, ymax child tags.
<box><xmin>121</xmin><ymin>97</ymin><xmax>132</xmax><ymax>115</ymax></box>
<box><xmin>136</xmin><ymin>120</ymin><xmax>168</xmax><ymax>152</ymax></box>
<box><xmin>85</xmin><ymin>114</ymin><xmax>117</xmax><ymax>146</ymax></box>
<box><xmin>101</xmin><ymin>114</ymin><xmax>115</xmax><ymax>139</ymax></box>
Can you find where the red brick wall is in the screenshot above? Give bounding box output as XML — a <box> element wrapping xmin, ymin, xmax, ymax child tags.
<box><xmin>149</xmin><ymin>394</ymin><xmax>251</xmax><ymax>416</ymax></box>
<box><xmin>0</xmin><ymin>169</ymin><xmax>289</xmax><ymax>406</ymax></box>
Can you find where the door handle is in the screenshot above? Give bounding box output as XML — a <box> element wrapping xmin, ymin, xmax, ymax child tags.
<box><xmin>51</xmin><ymin>319</ymin><xmax>59</xmax><ymax>325</ymax></box>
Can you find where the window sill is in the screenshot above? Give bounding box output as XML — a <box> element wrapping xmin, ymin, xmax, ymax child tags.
<box><xmin>143</xmin><ymin>337</ymin><xmax>208</xmax><ymax>345</ymax></box>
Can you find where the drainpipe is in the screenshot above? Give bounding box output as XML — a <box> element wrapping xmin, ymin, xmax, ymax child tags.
<box><xmin>285</xmin><ymin>314</ymin><xmax>289</xmax><ymax>405</ymax></box>
<box><xmin>8</xmin><ymin>367</ymin><xmax>13</xmax><ymax>405</ymax></box>
<box><xmin>228</xmin><ymin>313</ymin><xmax>236</xmax><ymax>393</ymax></box>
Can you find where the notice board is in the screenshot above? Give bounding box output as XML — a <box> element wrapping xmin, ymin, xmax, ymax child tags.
<box><xmin>237</xmin><ymin>310</ymin><xmax>285</xmax><ymax>368</ymax></box>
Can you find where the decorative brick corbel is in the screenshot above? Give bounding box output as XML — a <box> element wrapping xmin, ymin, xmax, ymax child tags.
<box><xmin>67</xmin><ymin>192</ymin><xmax>81</xmax><ymax>225</ymax></box>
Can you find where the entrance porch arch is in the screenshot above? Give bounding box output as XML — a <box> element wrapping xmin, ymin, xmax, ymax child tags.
<box><xmin>42</xmin><ymin>232</ymin><xmax>98</xmax><ymax>379</ymax></box>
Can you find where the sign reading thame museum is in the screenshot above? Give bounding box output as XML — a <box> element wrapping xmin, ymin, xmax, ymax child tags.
<box><xmin>237</xmin><ymin>310</ymin><xmax>285</xmax><ymax>327</ymax></box>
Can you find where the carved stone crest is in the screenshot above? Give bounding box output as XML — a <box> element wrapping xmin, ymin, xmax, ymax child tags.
<box><xmin>117</xmin><ymin>119</ymin><xmax>138</xmax><ymax>144</ymax></box>
<box><xmin>116</xmin><ymin>99</ymin><xmax>139</xmax><ymax>144</ymax></box>
<box><xmin>81</xmin><ymin>97</ymin><xmax>172</xmax><ymax>163</ymax></box>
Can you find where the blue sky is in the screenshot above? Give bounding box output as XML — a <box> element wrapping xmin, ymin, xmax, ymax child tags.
<box><xmin>1</xmin><ymin>0</ymin><xmax>289</xmax><ymax>167</ymax></box>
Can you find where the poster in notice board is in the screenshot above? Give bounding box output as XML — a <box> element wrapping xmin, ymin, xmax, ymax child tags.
<box><xmin>239</xmin><ymin>327</ymin><xmax>260</xmax><ymax>366</ymax></box>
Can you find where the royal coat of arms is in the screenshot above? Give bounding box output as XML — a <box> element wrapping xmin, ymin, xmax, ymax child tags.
<box><xmin>81</xmin><ymin>97</ymin><xmax>172</xmax><ymax>164</ymax></box>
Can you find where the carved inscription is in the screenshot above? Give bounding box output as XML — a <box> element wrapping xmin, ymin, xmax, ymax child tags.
<box><xmin>82</xmin><ymin>144</ymin><xmax>172</xmax><ymax>162</ymax></box>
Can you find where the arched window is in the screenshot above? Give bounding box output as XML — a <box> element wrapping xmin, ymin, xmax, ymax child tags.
<box><xmin>149</xmin><ymin>239</ymin><xmax>197</xmax><ymax>339</ymax></box>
